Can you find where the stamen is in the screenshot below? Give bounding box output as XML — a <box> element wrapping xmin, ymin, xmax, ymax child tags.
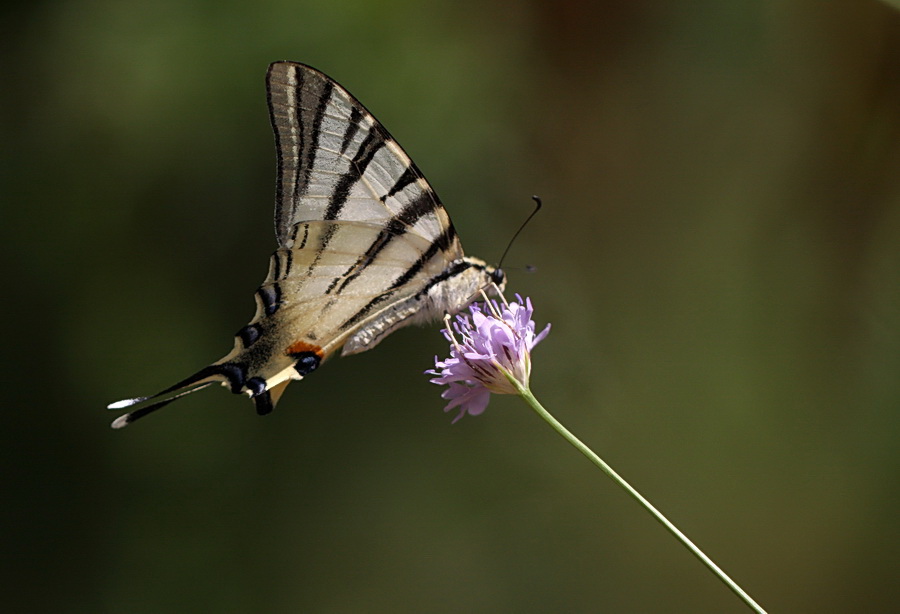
<box><xmin>493</xmin><ymin>283</ymin><xmax>510</xmax><ymax>306</ymax></box>
<box><xmin>443</xmin><ymin>313</ymin><xmax>464</xmax><ymax>355</ymax></box>
<box><xmin>481</xmin><ymin>290</ymin><xmax>504</xmax><ymax>319</ymax></box>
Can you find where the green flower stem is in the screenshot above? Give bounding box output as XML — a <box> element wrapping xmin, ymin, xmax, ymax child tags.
<box><xmin>505</xmin><ymin>374</ymin><xmax>766</xmax><ymax>614</ymax></box>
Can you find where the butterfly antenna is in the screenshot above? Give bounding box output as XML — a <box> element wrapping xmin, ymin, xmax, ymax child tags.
<box><xmin>497</xmin><ymin>195</ymin><xmax>542</xmax><ymax>271</ymax></box>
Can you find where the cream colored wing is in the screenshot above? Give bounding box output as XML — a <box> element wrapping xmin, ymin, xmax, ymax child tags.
<box><xmin>108</xmin><ymin>62</ymin><xmax>504</xmax><ymax>428</ymax></box>
<box><xmin>267</xmin><ymin>62</ymin><xmax>458</xmax><ymax>251</ymax></box>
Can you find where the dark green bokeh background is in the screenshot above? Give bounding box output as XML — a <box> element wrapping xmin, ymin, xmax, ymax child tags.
<box><xmin>3</xmin><ymin>1</ymin><xmax>898</xmax><ymax>612</ymax></box>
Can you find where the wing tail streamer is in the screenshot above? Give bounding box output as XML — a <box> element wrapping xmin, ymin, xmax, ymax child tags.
<box><xmin>107</xmin><ymin>366</ymin><xmax>229</xmax><ymax>429</ymax></box>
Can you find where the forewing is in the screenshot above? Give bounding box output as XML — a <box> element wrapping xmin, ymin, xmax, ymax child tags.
<box><xmin>266</xmin><ymin>61</ymin><xmax>460</xmax><ymax>258</ymax></box>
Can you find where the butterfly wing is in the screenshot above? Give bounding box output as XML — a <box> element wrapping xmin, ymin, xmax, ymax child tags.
<box><xmin>108</xmin><ymin>62</ymin><xmax>502</xmax><ymax>428</ymax></box>
<box><xmin>267</xmin><ymin>62</ymin><xmax>459</xmax><ymax>252</ymax></box>
<box><xmin>262</xmin><ymin>62</ymin><xmax>500</xmax><ymax>352</ymax></box>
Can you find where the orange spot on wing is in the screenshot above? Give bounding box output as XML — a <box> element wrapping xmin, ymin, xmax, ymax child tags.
<box><xmin>285</xmin><ymin>340</ymin><xmax>324</xmax><ymax>358</ymax></box>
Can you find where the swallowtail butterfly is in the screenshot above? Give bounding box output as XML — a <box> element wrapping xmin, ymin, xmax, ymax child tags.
<box><xmin>108</xmin><ymin>61</ymin><xmax>505</xmax><ymax>428</ymax></box>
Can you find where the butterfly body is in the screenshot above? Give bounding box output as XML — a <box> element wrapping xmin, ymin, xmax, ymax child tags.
<box><xmin>109</xmin><ymin>62</ymin><xmax>503</xmax><ymax>428</ymax></box>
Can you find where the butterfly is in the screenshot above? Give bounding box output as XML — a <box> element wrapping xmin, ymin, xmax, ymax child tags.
<box><xmin>108</xmin><ymin>61</ymin><xmax>505</xmax><ymax>428</ymax></box>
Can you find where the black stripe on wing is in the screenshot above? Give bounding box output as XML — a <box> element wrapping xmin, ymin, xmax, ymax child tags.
<box><xmin>325</xmin><ymin>192</ymin><xmax>445</xmax><ymax>295</ymax></box>
<box><xmin>303</xmin><ymin>79</ymin><xmax>333</xmax><ymax>200</ymax></box>
<box><xmin>325</xmin><ymin>129</ymin><xmax>386</xmax><ymax>221</ymax></box>
<box><xmin>337</xmin><ymin>225</ymin><xmax>460</xmax><ymax>331</ymax></box>
<box><xmin>387</xmin><ymin>225</ymin><xmax>458</xmax><ymax>291</ymax></box>
<box><xmin>267</xmin><ymin>62</ymin><xmax>335</xmax><ymax>245</ymax></box>
<box><xmin>382</xmin><ymin>165</ymin><xmax>418</xmax><ymax>203</ymax></box>
<box><xmin>341</xmin><ymin>106</ymin><xmax>363</xmax><ymax>155</ymax></box>
<box><xmin>268</xmin><ymin>68</ymin><xmax>289</xmax><ymax>232</ymax></box>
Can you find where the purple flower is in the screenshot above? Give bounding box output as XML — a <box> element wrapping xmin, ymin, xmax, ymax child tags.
<box><xmin>427</xmin><ymin>294</ymin><xmax>550</xmax><ymax>423</ymax></box>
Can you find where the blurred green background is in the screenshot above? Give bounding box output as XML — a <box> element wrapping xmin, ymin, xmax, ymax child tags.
<box><xmin>3</xmin><ymin>0</ymin><xmax>898</xmax><ymax>612</ymax></box>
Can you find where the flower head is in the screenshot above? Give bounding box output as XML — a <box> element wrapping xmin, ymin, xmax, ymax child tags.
<box><xmin>427</xmin><ymin>294</ymin><xmax>550</xmax><ymax>423</ymax></box>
